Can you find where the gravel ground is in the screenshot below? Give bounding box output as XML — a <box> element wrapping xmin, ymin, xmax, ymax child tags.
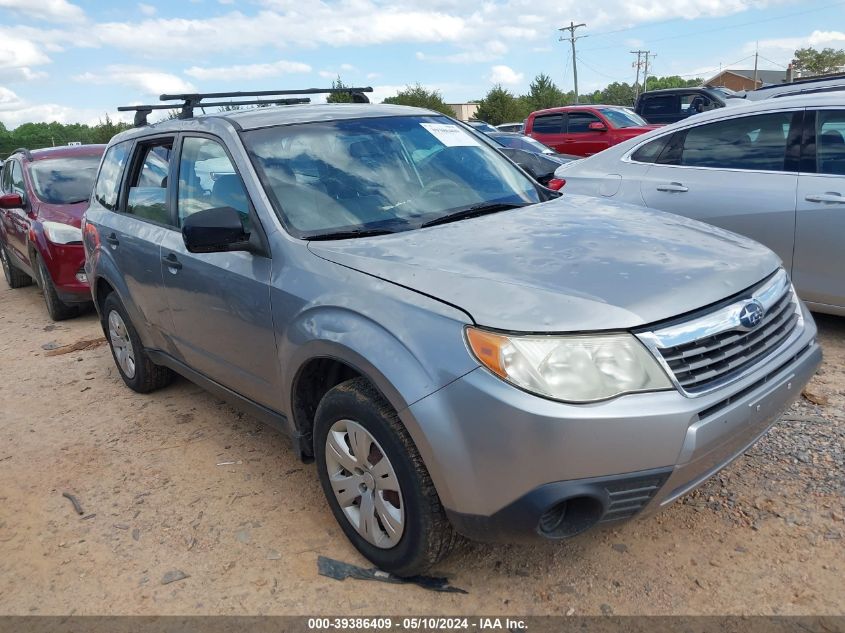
<box><xmin>0</xmin><ymin>284</ymin><xmax>843</xmax><ymax>616</ymax></box>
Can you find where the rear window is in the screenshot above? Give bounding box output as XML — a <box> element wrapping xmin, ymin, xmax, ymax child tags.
<box><xmin>29</xmin><ymin>155</ymin><xmax>102</xmax><ymax>205</ymax></box>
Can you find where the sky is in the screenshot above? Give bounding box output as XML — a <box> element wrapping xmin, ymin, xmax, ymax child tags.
<box><xmin>1</xmin><ymin>0</ymin><xmax>844</xmax><ymax>128</ymax></box>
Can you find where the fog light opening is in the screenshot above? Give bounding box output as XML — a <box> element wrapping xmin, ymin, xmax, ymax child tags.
<box><xmin>538</xmin><ymin>496</ymin><xmax>604</xmax><ymax>538</ymax></box>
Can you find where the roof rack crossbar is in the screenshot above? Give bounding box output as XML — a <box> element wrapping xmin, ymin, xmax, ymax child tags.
<box><xmin>159</xmin><ymin>87</ymin><xmax>373</xmax><ymax>101</ymax></box>
<box><xmin>10</xmin><ymin>147</ymin><xmax>33</xmax><ymax>160</ymax></box>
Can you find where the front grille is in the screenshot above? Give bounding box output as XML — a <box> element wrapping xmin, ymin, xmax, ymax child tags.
<box><xmin>599</xmin><ymin>472</ymin><xmax>669</xmax><ymax>523</ymax></box>
<box><xmin>641</xmin><ymin>269</ymin><xmax>801</xmax><ymax>395</ymax></box>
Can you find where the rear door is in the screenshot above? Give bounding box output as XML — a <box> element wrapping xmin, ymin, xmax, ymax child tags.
<box><xmin>528</xmin><ymin>113</ymin><xmax>566</xmax><ymax>152</ymax></box>
<box><xmin>159</xmin><ymin>134</ymin><xmax>279</xmax><ymax>408</ymax></box>
<box><xmin>563</xmin><ymin>111</ymin><xmax>612</xmax><ymax>156</ymax></box>
<box><xmin>639</xmin><ymin>110</ymin><xmax>802</xmax><ymax>270</ymax></box>
<box><xmin>792</xmin><ymin>108</ymin><xmax>845</xmax><ymax>309</ymax></box>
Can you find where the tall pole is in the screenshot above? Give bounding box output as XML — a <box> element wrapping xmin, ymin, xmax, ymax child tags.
<box><xmin>631</xmin><ymin>50</ymin><xmax>644</xmax><ymax>99</ymax></box>
<box><xmin>559</xmin><ymin>21</ymin><xmax>587</xmax><ymax>103</ymax></box>
<box><xmin>753</xmin><ymin>41</ymin><xmax>759</xmax><ymax>88</ymax></box>
<box><xmin>643</xmin><ymin>51</ymin><xmax>655</xmax><ymax>92</ymax></box>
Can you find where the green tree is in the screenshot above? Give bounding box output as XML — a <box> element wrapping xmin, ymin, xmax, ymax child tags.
<box><xmin>793</xmin><ymin>47</ymin><xmax>845</xmax><ymax>76</ymax></box>
<box><xmin>599</xmin><ymin>82</ymin><xmax>636</xmax><ymax>106</ymax></box>
<box><xmin>474</xmin><ymin>85</ymin><xmax>531</xmax><ymax>126</ymax></box>
<box><xmin>382</xmin><ymin>83</ymin><xmax>454</xmax><ymax>115</ymax></box>
<box><xmin>643</xmin><ymin>75</ymin><xmax>702</xmax><ymax>91</ymax></box>
<box><xmin>525</xmin><ymin>73</ymin><xmax>564</xmax><ymax>111</ymax></box>
<box><xmin>326</xmin><ymin>76</ymin><xmax>354</xmax><ymax>103</ymax></box>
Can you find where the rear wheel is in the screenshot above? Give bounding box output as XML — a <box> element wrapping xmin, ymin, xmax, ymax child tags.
<box><xmin>1</xmin><ymin>243</ymin><xmax>33</xmax><ymax>289</ymax></box>
<box><xmin>35</xmin><ymin>255</ymin><xmax>79</xmax><ymax>321</ymax></box>
<box><xmin>102</xmin><ymin>292</ymin><xmax>173</xmax><ymax>393</ymax></box>
<box><xmin>314</xmin><ymin>377</ymin><xmax>459</xmax><ymax>576</ymax></box>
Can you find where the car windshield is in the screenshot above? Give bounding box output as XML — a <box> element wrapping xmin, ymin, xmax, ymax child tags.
<box><xmin>28</xmin><ymin>156</ymin><xmax>101</xmax><ymax>204</ymax></box>
<box><xmin>243</xmin><ymin>115</ymin><xmax>541</xmax><ymax>238</ymax></box>
<box><xmin>598</xmin><ymin>108</ymin><xmax>647</xmax><ymax>128</ymax></box>
<box><xmin>490</xmin><ymin>134</ymin><xmax>555</xmax><ymax>155</ymax></box>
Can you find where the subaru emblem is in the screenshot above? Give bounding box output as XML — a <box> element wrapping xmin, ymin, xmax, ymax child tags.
<box><xmin>738</xmin><ymin>300</ymin><xmax>765</xmax><ymax>330</ymax></box>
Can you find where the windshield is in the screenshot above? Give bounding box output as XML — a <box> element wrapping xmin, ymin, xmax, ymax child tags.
<box><xmin>491</xmin><ymin>134</ymin><xmax>555</xmax><ymax>155</ymax></box>
<box><xmin>28</xmin><ymin>155</ymin><xmax>101</xmax><ymax>204</ymax></box>
<box><xmin>244</xmin><ymin>115</ymin><xmax>541</xmax><ymax>238</ymax></box>
<box><xmin>598</xmin><ymin>108</ymin><xmax>647</xmax><ymax>128</ymax></box>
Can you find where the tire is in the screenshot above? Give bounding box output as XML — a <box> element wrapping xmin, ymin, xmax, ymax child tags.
<box><xmin>1</xmin><ymin>242</ymin><xmax>33</xmax><ymax>289</ymax></box>
<box><xmin>102</xmin><ymin>292</ymin><xmax>173</xmax><ymax>393</ymax></box>
<box><xmin>35</xmin><ymin>255</ymin><xmax>79</xmax><ymax>321</ymax></box>
<box><xmin>314</xmin><ymin>377</ymin><xmax>459</xmax><ymax>576</ymax></box>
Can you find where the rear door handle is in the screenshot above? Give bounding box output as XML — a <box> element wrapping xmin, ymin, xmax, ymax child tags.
<box><xmin>805</xmin><ymin>192</ymin><xmax>845</xmax><ymax>204</ymax></box>
<box><xmin>105</xmin><ymin>233</ymin><xmax>119</xmax><ymax>247</ymax></box>
<box><xmin>162</xmin><ymin>253</ymin><xmax>182</xmax><ymax>270</ymax></box>
<box><xmin>656</xmin><ymin>182</ymin><xmax>689</xmax><ymax>193</ymax></box>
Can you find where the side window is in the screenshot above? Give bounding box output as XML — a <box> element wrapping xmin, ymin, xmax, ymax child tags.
<box><xmin>177</xmin><ymin>137</ymin><xmax>251</xmax><ymax>228</ymax></box>
<box><xmin>532</xmin><ymin>114</ymin><xmax>564</xmax><ymax>134</ymax></box>
<box><xmin>642</xmin><ymin>96</ymin><xmax>678</xmax><ymax>117</ymax></box>
<box><xmin>0</xmin><ymin>163</ymin><xmax>8</xmax><ymax>192</ymax></box>
<box><xmin>631</xmin><ymin>135</ymin><xmax>670</xmax><ymax>163</ymax></box>
<box><xmin>11</xmin><ymin>161</ymin><xmax>25</xmax><ymax>196</ymax></box>
<box><xmin>94</xmin><ymin>142</ymin><xmax>130</xmax><ymax>211</ymax></box>
<box><xmin>680</xmin><ymin>112</ymin><xmax>794</xmax><ymax>171</ymax></box>
<box><xmin>566</xmin><ymin>112</ymin><xmax>603</xmax><ymax>133</ymax></box>
<box><xmin>816</xmin><ymin>110</ymin><xmax>845</xmax><ymax>176</ymax></box>
<box><xmin>125</xmin><ymin>140</ymin><xmax>174</xmax><ymax>225</ymax></box>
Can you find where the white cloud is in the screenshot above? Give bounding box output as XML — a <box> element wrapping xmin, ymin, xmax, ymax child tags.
<box><xmin>74</xmin><ymin>66</ymin><xmax>196</xmax><ymax>96</ymax></box>
<box><xmin>185</xmin><ymin>59</ymin><xmax>311</xmax><ymax>81</ymax></box>
<box><xmin>749</xmin><ymin>30</ymin><xmax>845</xmax><ymax>56</ymax></box>
<box><xmin>0</xmin><ymin>30</ymin><xmax>52</xmax><ymax>81</ymax></box>
<box><xmin>0</xmin><ymin>96</ymin><xmax>133</xmax><ymax>129</ymax></box>
<box><xmin>0</xmin><ymin>0</ymin><xmax>85</xmax><ymax>23</ymax></box>
<box><xmin>0</xmin><ymin>86</ymin><xmax>25</xmax><ymax>110</ymax></box>
<box><xmin>488</xmin><ymin>64</ymin><xmax>523</xmax><ymax>85</ymax></box>
<box><xmin>138</xmin><ymin>3</ymin><xmax>156</xmax><ymax>16</ymax></box>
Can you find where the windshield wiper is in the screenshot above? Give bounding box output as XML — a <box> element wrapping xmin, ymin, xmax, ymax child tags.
<box><xmin>420</xmin><ymin>202</ymin><xmax>528</xmax><ymax>228</ymax></box>
<box><xmin>307</xmin><ymin>228</ymin><xmax>396</xmax><ymax>241</ymax></box>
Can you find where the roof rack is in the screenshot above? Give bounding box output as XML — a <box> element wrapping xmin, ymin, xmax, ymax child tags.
<box><xmin>117</xmin><ymin>86</ymin><xmax>374</xmax><ymax>126</ymax></box>
<box><xmin>10</xmin><ymin>147</ymin><xmax>33</xmax><ymax>160</ymax></box>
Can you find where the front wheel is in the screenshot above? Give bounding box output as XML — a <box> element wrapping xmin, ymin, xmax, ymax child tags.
<box><xmin>102</xmin><ymin>292</ymin><xmax>173</xmax><ymax>393</ymax></box>
<box><xmin>314</xmin><ymin>377</ymin><xmax>459</xmax><ymax>576</ymax></box>
<box><xmin>36</xmin><ymin>255</ymin><xmax>79</xmax><ymax>321</ymax></box>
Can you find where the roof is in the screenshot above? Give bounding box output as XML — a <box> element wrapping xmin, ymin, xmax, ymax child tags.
<box><xmin>9</xmin><ymin>144</ymin><xmax>106</xmax><ymax>162</ymax></box>
<box><xmin>530</xmin><ymin>104</ymin><xmax>631</xmax><ymax>116</ymax></box>
<box><xmin>707</xmin><ymin>69</ymin><xmax>787</xmax><ymax>86</ymax></box>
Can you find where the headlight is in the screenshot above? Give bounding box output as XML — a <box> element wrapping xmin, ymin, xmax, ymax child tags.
<box><xmin>466</xmin><ymin>327</ymin><xmax>672</xmax><ymax>403</ymax></box>
<box><xmin>42</xmin><ymin>221</ymin><xmax>83</xmax><ymax>245</ymax></box>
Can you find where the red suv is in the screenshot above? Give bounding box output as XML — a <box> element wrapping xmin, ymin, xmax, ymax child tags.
<box><xmin>525</xmin><ymin>105</ymin><xmax>660</xmax><ymax>157</ymax></box>
<box><xmin>0</xmin><ymin>144</ymin><xmax>105</xmax><ymax>320</ymax></box>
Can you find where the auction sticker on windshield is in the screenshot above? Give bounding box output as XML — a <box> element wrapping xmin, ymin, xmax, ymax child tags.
<box><xmin>420</xmin><ymin>123</ymin><xmax>481</xmax><ymax>147</ymax></box>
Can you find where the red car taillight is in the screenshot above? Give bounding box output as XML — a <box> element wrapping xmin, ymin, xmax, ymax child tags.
<box><xmin>547</xmin><ymin>178</ymin><xmax>566</xmax><ymax>191</ymax></box>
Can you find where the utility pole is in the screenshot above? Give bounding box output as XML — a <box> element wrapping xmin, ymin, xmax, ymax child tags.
<box><xmin>559</xmin><ymin>21</ymin><xmax>587</xmax><ymax>103</ymax></box>
<box><xmin>753</xmin><ymin>41</ymin><xmax>759</xmax><ymax>88</ymax></box>
<box><xmin>642</xmin><ymin>51</ymin><xmax>655</xmax><ymax>93</ymax></box>
<box><xmin>631</xmin><ymin>50</ymin><xmax>645</xmax><ymax>99</ymax></box>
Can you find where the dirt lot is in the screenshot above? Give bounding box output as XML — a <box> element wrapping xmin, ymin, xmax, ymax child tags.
<box><xmin>0</xmin><ymin>282</ymin><xmax>843</xmax><ymax>616</ymax></box>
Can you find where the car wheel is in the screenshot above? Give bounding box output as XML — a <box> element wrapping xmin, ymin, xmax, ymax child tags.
<box><xmin>1</xmin><ymin>243</ymin><xmax>33</xmax><ymax>289</ymax></box>
<box><xmin>314</xmin><ymin>377</ymin><xmax>459</xmax><ymax>576</ymax></box>
<box><xmin>102</xmin><ymin>292</ymin><xmax>173</xmax><ymax>393</ymax></box>
<box><xmin>35</xmin><ymin>255</ymin><xmax>79</xmax><ymax>321</ymax></box>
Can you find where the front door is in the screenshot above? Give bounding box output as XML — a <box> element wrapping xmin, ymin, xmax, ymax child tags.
<box><xmin>4</xmin><ymin>160</ymin><xmax>31</xmax><ymax>265</ymax></box>
<box><xmin>562</xmin><ymin>111</ymin><xmax>611</xmax><ymax>156</ymax></box>
<box><xmin>159</xmin><ymin>135</ymin><xmax>279</xmax><ymax>409</ymax></box>
<box><xmin>640</xmin><ymin>110</ymin><xmax>802</xmax><ymax>271</ymax></box>
<box><xmin>793</xmin><ymin>109</ymin><xmax>845</xmax><ymax>309</ymax></box>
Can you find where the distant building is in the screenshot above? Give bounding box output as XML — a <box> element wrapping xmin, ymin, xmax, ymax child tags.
<box><xmin>448</xmin><ymin>103</ymin><xmax>479</xmax><ymax>121</ymax></box>
<box><xmin>705</xmin><ymin>68</ymin><xmax>789</xmax><ymax>91</ymax></box>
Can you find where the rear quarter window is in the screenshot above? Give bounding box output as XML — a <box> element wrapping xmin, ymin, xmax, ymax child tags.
<box><xmin>94</xmin><ymin>141</ymin><xmax>131</xmax><ymax>210</ymax></box>
<box><xmin>531</xmin><ymin>114</ymin><xmax>564</xmax><ymax>134</ymax></box>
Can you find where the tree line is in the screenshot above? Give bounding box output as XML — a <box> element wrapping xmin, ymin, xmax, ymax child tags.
<box><xmin>0</xmin><ymin>115</ymin><xmax>132</xmax><ymax>158</ymax></box>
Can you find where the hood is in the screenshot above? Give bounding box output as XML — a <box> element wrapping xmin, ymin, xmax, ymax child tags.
<box><xmin>308</xmin><ymin>195</ymin><xmax>780</xmax><ymax>332</ymax></box>
<box><xmin>37</xmin><ymin>201</ymin><xmax>88</xmax><ymax>228</ymax></box>
<box><xmin>618</xmin><ymin>124</ymin><xmax>663</xmax><ymax>134</ymax></box>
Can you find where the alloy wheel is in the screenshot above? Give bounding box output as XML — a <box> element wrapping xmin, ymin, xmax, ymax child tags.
<box><xmin>324</xmin><ymin>419</ymin><xmax>405</xmax><ymax>548</ymax></box>
<box><xmin>108</xmin><ymin>310</ymin><xmax>136</xmax><ymax>379</ymax></box>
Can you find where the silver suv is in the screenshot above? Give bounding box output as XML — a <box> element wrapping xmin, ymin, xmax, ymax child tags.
<box><xmin>83</xmin><ymin>89</ymin><xmax>821</xmax><ymax>576</ymax></box>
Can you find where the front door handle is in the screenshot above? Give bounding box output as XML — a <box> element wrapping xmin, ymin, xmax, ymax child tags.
<box><xmin>805</xmin><ymin>192</ymin><xmax>845</xmax><ymax>204</ymax></box>
<box><xmin>105</xmin><ymin>233</ymin><xmax>119</xmax><ymax>247</ymax></box>
<box><xmin>162</xmin><ymin>253</ymin><xmax>182</xmax><ymax>270</ymax></box>
<box><xmin>656</xmin><ymin>182</ymin><xmax>689</xmax><ymax>193</ymax></box>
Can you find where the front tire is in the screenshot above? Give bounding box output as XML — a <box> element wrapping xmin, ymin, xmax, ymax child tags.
<box><xmin>36</xmin><ymin>255</ymin><xmax>79</xmax><ymax>321</ymax></box>
<box><xmin>314</xmin><ymin>377</ymin><xmax>459</xmax><ymax>576</ymax></box>
<box><xmin>1</xmin><ymin>243</ymin><xmax>33</xmax><ymax>289</ymax></box>
<box><xmin>102</xmin><ymin>292</ymin><xmax>173</xmax><ymax>393</ymax></box>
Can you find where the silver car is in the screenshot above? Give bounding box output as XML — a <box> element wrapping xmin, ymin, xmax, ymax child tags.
<box><xmin>553</xmin><ymin>92</ymin><xmax>845</xmax><ymax>316</ymax></box>
<box><xmin>83</xmin><ymin>97</ymin><xmax>821</xmax><ymax>576</ymax></box>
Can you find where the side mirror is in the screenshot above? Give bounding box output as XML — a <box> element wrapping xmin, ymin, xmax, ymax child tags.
<box><xmin>587</xmin><ymin>121</ymin><xmax>607</xmax><ymax>132</ymax></box>
<box><xmin>0</xmin><ymin>193</ymin><xmax>24</xmax><ymax>209</ymax></box>
<box><xmin>182</xmin><ymin>206</ymin><xmax>250</xmax><ymax>254</ymax></box>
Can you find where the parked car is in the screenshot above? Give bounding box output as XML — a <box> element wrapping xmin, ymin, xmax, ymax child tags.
<box><xmin>525</xmin><ymin>105</ymin><xmax>659</xmax><ymax>156</ymax></box>
<box><xmin>467</xmin><ymin>120</ymin><xmax>498</xmax><ymax>133</ymax></box>
<box><xmin>85</xmin><ymin>93</ymin><xmax>820</xmax><ymax>576</ymax></box>
<box><xmin>1</xmin><ymin>144</ymin><xmax>105</xmax><ymax>319</ymax></box>
<box><xmin>497</xmin><ymin>122</ymin><xmax>524</xmax><ymax>133</ymax></box>
<box><xmin>634</xmin><ymin>87</ymin><xmax>742</xmax><ymax>124</ymax></box>
<box><xmin>740</xmin><ymin>73</ymin><xmax>845</xmax><ymax>101</ymax></box>
<box><xmin>486</xmin><ymin>131</ymin><xmax>571</xmax><ymax>158</ymax></box>
<box><xmin>484</xmin><ymin>132</ymin><xmax>578</xmax><ymax>190</ymax></box>
<box><xmin>552</xmin><ymin>92</ymin><xmax>845</xmax><ymax>315</ymax></box>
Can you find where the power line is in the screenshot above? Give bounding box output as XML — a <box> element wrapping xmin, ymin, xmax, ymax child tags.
<box><xmin>559</xmin><ymin>21</ymin><xmax>587</xmax><ymax>103</ymax></box>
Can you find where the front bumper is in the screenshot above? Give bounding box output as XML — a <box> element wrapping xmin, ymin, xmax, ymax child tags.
<box><xmin>403</xmin><ymin>307</ymin><xmax>821</xmax><ymax>542</ymax></box>
<box><xmin>42</xmin><ymin>242</ymin><xmax>91</xmax><ymax>303</ymax></box>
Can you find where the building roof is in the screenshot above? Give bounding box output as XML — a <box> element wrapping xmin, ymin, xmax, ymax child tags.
<box><xmin>707</xmin><ymin>69</ymin><xmax>787</xmax><ymax>86</ymax></box>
